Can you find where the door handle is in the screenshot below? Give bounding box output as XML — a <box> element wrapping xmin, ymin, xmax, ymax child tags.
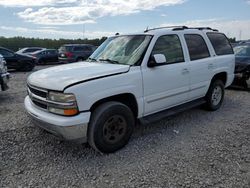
<box><xmin>182</xmin><ymin>68</ymin><xmax>189</xmax><ymax>75</ymax></box>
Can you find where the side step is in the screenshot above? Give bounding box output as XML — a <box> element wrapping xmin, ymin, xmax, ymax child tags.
<box><xmin>139</xmin><ymin>98</ymin><xmax>206</xmax><ymax>125</ymax></box>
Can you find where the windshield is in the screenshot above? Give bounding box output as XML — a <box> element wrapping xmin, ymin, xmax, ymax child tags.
<box><xmin>89</xmin><ymin>35</ymin><xmax>152</xmax><ymax>65</ymax></box>
<box><xmin>234</xmin><ymin>45</ymin><xmax>250</xmax><ymax>57</ymax></box>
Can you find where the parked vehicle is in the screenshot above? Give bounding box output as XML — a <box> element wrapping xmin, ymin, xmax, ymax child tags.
<box><xmin>233</xmin><ymin>44</ymin><xmax>250</xmax><ymax>88</ymax></box>
<box><xmin>25</xmin><ymin>26</ymin><xmax>235</xmax><ymax>153</ymax></box>
<box><xmin>0</xmin><ymin>55</ymin><xmax>10</xmax><ymax>91</ymax></box>
<box><xmin>17</xmin><ymin>47</ymin><xmax>46</xmax><ymax>54</ymax></box>
<box><xmin>31</xmin><ymin>49</ymin><xmax>58</xmax><ymax>64</ymax></box>
<box><xmin>0</xmin><ymin>47</ymin><xmax>36</xmax><ymax>71</ymax></box>
<box><xmin>58</xmin><ymin>44</ymin><xmax>96</xmax><ymax>63</ymax></box>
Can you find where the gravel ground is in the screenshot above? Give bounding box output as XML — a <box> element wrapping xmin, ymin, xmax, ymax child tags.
<box><xmin>0</xmin><ymin>65</ymin><xmax>250</xmax><ymax>188</ymax></box>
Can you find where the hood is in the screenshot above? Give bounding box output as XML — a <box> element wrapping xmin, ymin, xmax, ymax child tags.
<box><xmin>28</xmin><ymin>62</ymin><xmax>130</xmax><ymax>91</ymax></box>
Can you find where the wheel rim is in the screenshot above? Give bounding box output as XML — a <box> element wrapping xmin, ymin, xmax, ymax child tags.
<box><xmin>211</xmin><ymin>86</ymin><xmax>222</xmax><ymax>106</ymax></box>
<box><xmin>103</xmin><ymin>115</ymin><xmax>127</xmax><ymax>144</ymax></box>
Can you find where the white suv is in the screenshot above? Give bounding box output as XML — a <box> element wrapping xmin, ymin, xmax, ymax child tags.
<box><xmin>25</xmin><ymin>26</ymin><xmax>235</xmax><ymax>153</ymax></box>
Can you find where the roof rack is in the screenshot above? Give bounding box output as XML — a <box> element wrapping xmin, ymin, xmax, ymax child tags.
<box><xmin>187</xmin><ymin>27</ymin><xmax>219</xmax><ymax>32</ymax></box>
<box><xmin>144</xmin><ymin>26</ymin><xmax>219</xmax><ymax>32</ymax></box>
<box><xmin>144</xmin><ymin>26</ymin><xmax>188</xmax><ymax>33</ymax></box>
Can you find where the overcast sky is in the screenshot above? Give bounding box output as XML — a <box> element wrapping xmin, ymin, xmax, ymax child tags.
<box><xmin>0</xmin><ymin>0</ymin><xmax>249</xmax><ymax>40</ymax></box>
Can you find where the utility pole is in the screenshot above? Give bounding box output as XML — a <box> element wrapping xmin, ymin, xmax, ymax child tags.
<box><xmin>83</xmin><ymin>24</ymin><xmax>85</xmax><ymax>40</ymax></box>
<box><xmin>239</xmin><ymin>30</ymin><xmax>242</xmax><ymax>41</ymax></box>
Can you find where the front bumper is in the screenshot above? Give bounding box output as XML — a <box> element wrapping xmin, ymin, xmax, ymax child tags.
<box><xmin>24</xmin><ymin>96</ymin><xmax>90</xmax><ymax>143</ymax></box>
<box><xmin>0</xmin><ymin>72</ymin><xmax>10</xmax><ymax>91</ymax></box>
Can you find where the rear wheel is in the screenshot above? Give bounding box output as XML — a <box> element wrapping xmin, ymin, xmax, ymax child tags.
<box><xmin>19</xmin><ymin>62</ymin><xmax>34</xmax><ymax>72</ymax></box>
<box><xmin>88</xmin><ymin>102</ymin><xmax>135</xmax><ymax>153</ymax></box>
<box><xmin>204</xmin><ymin>80</ymin><xmax>225</xmax><ymax>111</ymax></box>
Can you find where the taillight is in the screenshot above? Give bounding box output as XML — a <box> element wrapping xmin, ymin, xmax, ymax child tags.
<box><xmin>65</xmin><ymin>52</ymin><xmax>73</xmax><ymax>58</ymax></box>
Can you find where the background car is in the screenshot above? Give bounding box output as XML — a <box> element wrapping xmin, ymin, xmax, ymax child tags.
<box><xmin>0</xmin><ymin>54</ymin><xmax>10</xmax><ymax>91</ymax></box>
<box><xmin>31</xmin><ymin>49</ymin><xmax>58</xmax><ymax>64</ymax></box>
<box><xmin>58</xmin><ymin>44</ymin><xmax>96</xmax><ymax>63</ymax></box>
<box><xmin>233</xmin><ymin>44</ymin><xmax>250</xmax><ymax>89</ymax></box>
<box><xmin>0</xmin><ymin>47</ymin><xmax>36</xmax><ymax>71</ymax></box>
<box><xmin>17</xmin><ymin>47</ymin><xmax>46</xmax><ymax>54</ymax></box>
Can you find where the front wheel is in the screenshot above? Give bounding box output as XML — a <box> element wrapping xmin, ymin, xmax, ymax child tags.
<box><xmin>204</xmin><ymin>80</ymin><xmax>225</xmax><ymax>111</ymax></box>
<box><xmin>88</xmin><ymin>102</ymin><xmax>135</xmax><ymax>153</ymax></box>
<box><xmin>18</xmin><ymin>62</ymin><xmax>34</xmax><ymax>72</ymax></box>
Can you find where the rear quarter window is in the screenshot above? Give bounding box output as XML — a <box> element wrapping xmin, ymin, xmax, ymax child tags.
<box><xmin>207</xmin><ymin>33</ymin><xmax>234</xmax><ymax>55</ymax></box>
<box><xmin>184</xmin><ymin>34</ymin><xmax>210</xmax><ymax>61</ymax></box>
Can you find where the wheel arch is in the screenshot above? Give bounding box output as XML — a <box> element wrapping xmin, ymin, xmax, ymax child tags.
<box><xmin>211</xmin><ymin>72</ymin><xmax>227</xmax><ymax>85</ymax></box>
<box><xmin>90</xmin><ymin>93</ymin><xmax>138</xmax><ymax>118</ymax></box>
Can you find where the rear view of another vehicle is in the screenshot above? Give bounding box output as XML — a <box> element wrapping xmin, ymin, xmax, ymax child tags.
<box><xmin>233</xmin><ymin>45</ymin><xmax>250</xmax><ymax>89</ymax></box>
<box><xmin>58</xmin><ymin>44</ymin><xmax>95</xmax><ymax>63</ymax></box>
<box><xmin>0</xmin><ymin>55</ymin><xmax>10</xmax><ymax>91</ymax></box>
<box><xmin>31</xmin><ymin>49</ymin><xmax>58</xmax><ymax>64</ymax></box>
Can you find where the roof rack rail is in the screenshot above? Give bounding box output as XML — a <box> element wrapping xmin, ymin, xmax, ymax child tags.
<box><xmin>144</xmin><ymin>26</ymin><xmax>219</xmax><ymax>33</ymax></box>
<box><xmin>188</xmin><ymin>27</ymin><xmax>219</xmax><ymax>32</ymax></box>
<box><xmin>144</xmin><ymin>26</ymin><xmax>188</xmax><ymax>33</ymax></box>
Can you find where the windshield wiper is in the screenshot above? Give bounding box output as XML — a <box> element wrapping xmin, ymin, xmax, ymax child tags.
<box><xmin>99</xmin><ymin>58</ymin><xmax>120</xmax><ymax>64</ymax></box>
<box><xmin>88</xmin><ymin>57</ymin><xmax>97</xmax><ymax>62</ymax></box>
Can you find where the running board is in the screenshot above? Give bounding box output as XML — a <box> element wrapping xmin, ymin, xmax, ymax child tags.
<box><xmin>139</xmin><ymin>98</ymin><xmax>206</xmax><ymax>125</ymax></box>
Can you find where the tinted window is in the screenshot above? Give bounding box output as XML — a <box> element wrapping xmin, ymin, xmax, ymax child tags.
<box><xmin>74</xmin><ymin>46</ymin><xmax>93</xmax><ymax>51</ymax></box>
<box><xmin>185</xmin><ymin>34</ymin><xmax>210</xmax><ymax>61</ymax></box>
<box><xmin>0</xmin><ymin>49</ymin><xmax>14</xmax><ymax>57</ymax></box>
<box><xmin>152</xmin><ymin>35</ymin><xmax>184</xmax><ymax>64</ymax></box>
<box><xmin>24</xmin><ymin>48</ymin><xmax>41</xmax><ymax>53</ymax></box>
<box><xmin>59</xmin><ymin>46</ymin><xmax>73</xmax><ymax>52</ymax></box>
<box><xmin>47</xmin><ymin>50</ymin><xmax>57</xmax><ymax>55</ymax></box>
<box><xmin>207</xmin><ymin>33</ymin><xmax>233</xmax><ymax>55</ymax></box>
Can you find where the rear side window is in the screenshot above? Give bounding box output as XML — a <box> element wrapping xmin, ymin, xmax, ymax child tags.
<box><xmin>207</xmin><ymin>33</ymin><xmax>234</xmax><ymax>55</ymax></box>
<box><xmin>184</xmin><ymin>34</ymin><xmax>210</xmax><ymax>61</ymax></box>
<box><xmin>59</xmin><ymin>46</ymin><xmax>72</xmax><ymax>52</ymax></box>
<box><xmin>152</xmin><ymin>35</ymin><xmax>184</xmax><ymax>64</ymax></box>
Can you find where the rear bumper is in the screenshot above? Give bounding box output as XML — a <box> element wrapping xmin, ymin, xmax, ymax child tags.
<box><xmin>0</xmin><ymin>72</ymin><xmax>10</xmax><ymax>91</ymax></box>
<box><xmin>24</xmin><ymin>96</ymin><xmax>90</xmax><ymax>143</ymax></box>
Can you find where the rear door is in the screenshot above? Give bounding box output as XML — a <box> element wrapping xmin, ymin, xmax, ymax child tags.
<box><xmin>184</xmin><ymin>34</ymin><xmax>214</xmax><ymax>100</ymax></box>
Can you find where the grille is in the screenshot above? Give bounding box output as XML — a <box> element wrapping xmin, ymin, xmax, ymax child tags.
<box><xmin>28</xmin><ymin>85</ymin><xmax>48</xmax><ymax>110</ymax></box>
<box><xmin>28</xmin><ymin>85</ymin><xmax>47</xmax><ymax>98</ymax></box>
<box><xmin>33</xmin><ymin>100</ymin><xmax>47</xmax><ymax>109</ymax></box>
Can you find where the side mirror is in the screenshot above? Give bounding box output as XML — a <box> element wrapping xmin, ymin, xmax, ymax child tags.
<box><xmin>148</xmin><ymin>54</ymin><xmax>167</xmax><ymax>67</ymax></box>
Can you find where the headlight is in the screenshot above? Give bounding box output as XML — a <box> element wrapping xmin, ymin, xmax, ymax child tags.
<box><xmin>47</xmin><ymin>92</ymin><xmax>79</xmax><ymax>116</ymax></box>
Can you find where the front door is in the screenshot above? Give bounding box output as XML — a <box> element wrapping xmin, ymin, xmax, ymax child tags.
<box><xmin>142</xmin><ymin>34</ymin><xmax>190</xmax><ymax>116</ymax></box>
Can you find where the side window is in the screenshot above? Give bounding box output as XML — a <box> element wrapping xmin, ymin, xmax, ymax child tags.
<box><xmin>152</xmin><ymin>35</ymin><xmax>184</xmax><ymax>64</ymax></box>
<box><xmin>184</xmin><ymin>34</ymin><xmax>210</xmax><ymax>61</ymax></box>
<box><xmin>74</xmin><ymin>46</ymin><xmax>84</xmax><ymax>51</ymax></box>
<box><xmin>83</xmin><ymin>46</ymin><xmax>92</xmax><ymax>51</ymax></box>
<box><xmin>0</xmin><ymin>49</ymin><xmax>14</xmax><ymax>57</ymax></box>
<box><xmin>207</xmin><ymin>33</ymin><xmax>234</xmax><ymax>55</ymax></box>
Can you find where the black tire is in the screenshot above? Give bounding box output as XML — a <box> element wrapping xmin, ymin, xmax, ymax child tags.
<box><xmin>21</xmin><ymin>62</ymin><xmax>34</xmax><ymax>72</ymax></box>
<box><xmin>204</xmin><ymin>80</ymin><xmax>225</xmax><ymax>111</ymax></box>
<box><xmin>77</xmin><ymin>57</ymin><xmax>84</xmax><ymax>62</ymax></box>
<box><xmin>38</xmin><ymin>59</ymin><xmax>46</xmax><ymax>65</ymax></box>
<box><xmin>88</xmin><ymin>101</ymin><xmax>135</xmax><ymax>153</ymax></box>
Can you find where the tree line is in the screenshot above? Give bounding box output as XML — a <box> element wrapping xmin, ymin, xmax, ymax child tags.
<box><xmin>0</xmin><ymin>36</ymin><xmax>108</xmax><ymax>51</ymax></box>
<box><xmin>0</xmin><ymin>36</ymin><xmax>238</xmax><ymax>52</ymax></box>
